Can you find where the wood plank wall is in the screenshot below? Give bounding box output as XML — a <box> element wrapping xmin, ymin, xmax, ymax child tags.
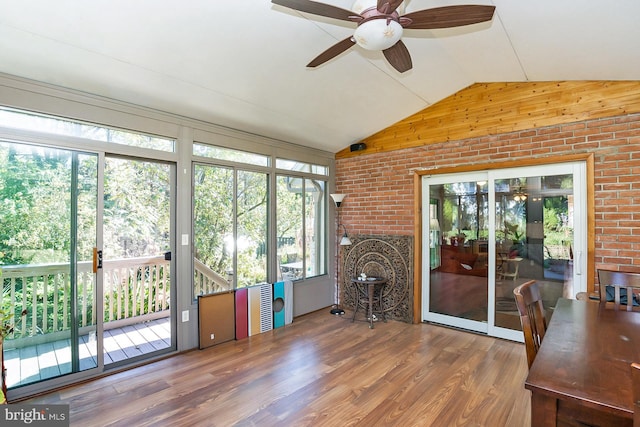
<box><xmin>335</xmin><ymin>81</ymin><xmax>640</xmax><ymax>159</ymax></box>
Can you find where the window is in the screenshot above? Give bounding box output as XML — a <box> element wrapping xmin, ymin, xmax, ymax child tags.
<box><xmin>276</xmin><ymin>176</ymin><xmax>327</xmax><ymax>281</ymax></box>
<box><xmin>276</xmin><ymin>158</ymin><xmax>328</xmax><ymax>175</ymax></box>
<box><xmin>0</xmin><ymin>107</ymin><xmax>175</xmax><ymax>152</ymax></box>
<box><xmin>0</xmin><ymin>100</ymin><xmax>333</xmax><ymax>399</ymax></box>
<box><xmin>236</xmin><ymin>170</ymin><xmax>268</xmax><ymax>287</ymax></box>
<box><xmin>193</xmin><ymin>164</ymin><xmax>268</xmax><ymax>295</ymax></box>
<box><xmin>194</xmin><ymin>143</ymin><xmax>269</xmax><ymax>167</ymax></box>
<box><xmin>193</xmin><ymin>144</ymin><xmax>330</xmax><ymax>298</ymax></box>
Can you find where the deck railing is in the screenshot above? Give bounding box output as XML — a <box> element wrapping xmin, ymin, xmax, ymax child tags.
<box><xmin>193</xmin><ymin>258</ymin><xmax>232</xmax><ymax>296</ymax></box>
<box><xmin>1</xmin><ymin>255</ymin><xmax>233</xmax><ymax>346</ymax></box>
<box><xmin>1</xmin><ymin>256</ymin><xmax>171</xmax><ymax>340</ymax></box>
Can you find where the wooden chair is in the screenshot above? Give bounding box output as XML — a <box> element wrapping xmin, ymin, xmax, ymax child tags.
<box><xmin>597</xmin><ymin>269</ymin><xmax>640</xmax><ymax>312</ymax></box>
<box><xmin>513</xmin><ymin>280</ymin><xmax>547</xmax><ymax>369</ymax></box>
<box><xmin>632</xmin><ymin>363</ymin><xmax>640</xmax><ymax>427</ymax></box>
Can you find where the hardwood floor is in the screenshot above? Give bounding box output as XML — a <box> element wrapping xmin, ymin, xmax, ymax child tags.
<box><xmin>24</xmin><ymin>309</ymin><xmax>531</xmax><ymax>426</ymax></box>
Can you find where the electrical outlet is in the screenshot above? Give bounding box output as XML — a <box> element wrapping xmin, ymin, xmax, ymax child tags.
<box><xmin>210</xmin><ymin>333</ymin><xmax>215</xmax><ymax>340</ymax></box>
<box><xmin>182</xmin><ymin>310</ymin><xmax>189</xmax><ymax>322</ymax></box>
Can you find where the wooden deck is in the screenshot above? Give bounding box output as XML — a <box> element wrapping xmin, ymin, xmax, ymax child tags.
<box><xmin>4</xmin><ymin>317</ymin><xmax>171</xmax><ymax>389</ymax></box>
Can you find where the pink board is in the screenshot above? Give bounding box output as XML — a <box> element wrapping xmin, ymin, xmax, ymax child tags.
<box><xmin>235</xmin><ymin>288</ymin><xmax>248</xmax><ymax>340</ymax></box>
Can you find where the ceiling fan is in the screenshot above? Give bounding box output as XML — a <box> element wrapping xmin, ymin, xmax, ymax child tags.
<box><xmin>271</xmin><ymin>0</ymin><xmax>496</xmax><ymax>73</ymax></box>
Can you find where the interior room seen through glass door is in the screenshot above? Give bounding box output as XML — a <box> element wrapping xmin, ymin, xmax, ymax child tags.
<box><xmin>423</xmin><ymin>162</ymin><xmax>586</xmax><ymax>341</ymax></box>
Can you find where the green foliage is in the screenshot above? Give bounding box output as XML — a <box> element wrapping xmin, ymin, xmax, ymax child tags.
<box><xmin>442</xmin><ymin>198</ymin><xmax>454</xmax><ymax>237</ymax></box>
<box><xmin>0</xmin><ymin>144</ymin><xmax>171</xmax><ymax>267</ymax></box>
<box><xmin>193</xmin><ymin>165</ymin><xmax>234</xmax><ymax>276</ymax></box>
<box><xmin>0</xmin><ymin>306</ymin><xmax>28</xmax><ymax>340</ymax></box>
<box><xmin>277</xmin><ymin>177</ymin><xmax>303</xmax><ymax>265</ymax></box>
<box><xmin>194</xmin><ymin>165</ymin><xmax>275</xmax><ymax>287</ymax></box>
<box><xmin>236</xmin><ymin>171</ymin><xmax>268</xmax><ymax>285</ymax></box>
<box><xmin>103</xmin><ymin>158</ymin><xmax>170</xmax><ymax>258</ymax></box>
<box><xmin>0</xmin><ymin>145</ymin><xmax>75</xmax><ymax>265</ymax></box>
<box><xmin>543</xmin><ymin>196</ymin><xmax>571</xmax><ymax>246</ymax></box>
<box><xmin>0</xmin><ymin>305</ymin><xmax>14</xmax><ymax>340</ymax></box>
<box><xmin>0</xmin><ymin>146</ymin><xmax>173</xmax><ymax>335</ymax></box>
<box><xmin>0</xmin><ymin>139</ymin><xmax>323</xmax><ymax>326</ymax></box>
<box><xmin>1</xmin><ymin>268</ymin><xmax>27</xmax><ymax>340</ymax></box>
<box><xmin>505</xmin><ymin>221</ymin><xmax>524</xmax><ymax>243</ymax></box>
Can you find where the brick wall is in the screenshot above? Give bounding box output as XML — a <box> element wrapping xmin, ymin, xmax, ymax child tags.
<box><xmin>335</xmin><ymin>113</ymin><xmax>640</xmax><ymax>272</ymax></box>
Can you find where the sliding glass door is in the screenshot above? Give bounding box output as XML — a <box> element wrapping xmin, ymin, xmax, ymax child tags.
<box><xmin>422</xmin><ymin>162</ymin><xmax>586</xmax><ymax>340</ymax></box>
<box><xmin>102</xmin><ymin>156</ymin><xmax>174</xmax><ymax>367</ymax></box>
<box><xmin>1</xmin><ymin>141</ymin><xmax>99</xmax><ymax>390</ymax></box>
<box><xmin>2</xmin><ymin>142</ymin><xmax>176</xmax><ymax>397</ymax></box>
<box><xmin>424</xmin><ymin>173</ymin><xmax>490</xmax><ymax>334</ymax></box>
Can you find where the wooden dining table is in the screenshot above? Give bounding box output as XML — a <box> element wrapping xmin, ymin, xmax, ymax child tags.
<box><xmin>525</xmin><ymin>298</ymin><xmax>640</xmax><ymax>426</ymax></box>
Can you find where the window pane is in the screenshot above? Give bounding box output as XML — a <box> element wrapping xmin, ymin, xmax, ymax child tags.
<box><xmin>493</xmin><ymin>175</ymin><xmax>574</xmax><ymax>331</ymax></box>
<box><xmin>276</xmin><ymin>176</ymin><xmax>327</xmax><ymax>281</ymax></box>
<box><xmin>430</xmin><ymin>180</ymin><xmax>488</xmax><ymax>322</ymax></box>
<box><xmin>193</xmin><ymin>166</ymin><xmax>268</xmax><ymax>295</ymax></box>
<box><xmin>277</xmin><ymin>176</ymin><xmax>303</xmax><ymax>281</ymax></box>
<box><xmin>236</xmin><ymin>170</ymin><xmax>268</xmax><ymax>288</ymax></box>
<box><xmin>0</xmin><ymin>141</ymin><xmax>100</xmax><ymax>389</ymax></box>
<box><xmin>0</xmin><ymin>107</ymin><xmax>175</xmax><ymax>152</ymax></box>
<box><xmin>276</xmin><ymin>158</ymin><xmax>328</xmax><ymax>176</ymax></box>
<box><xmin>305</xmin><ymin>179</ymin><xmax>327</xmax><ymax>278</ymax></box>
<box><xmin>193</xmin><ymin>165</ymin><xmax>234</xmax><ymax>296</ymax></box>
<box><xmin>193</xmin><ymin>143</ymin><xmax>269</xmax><ymax>167</ymax></box>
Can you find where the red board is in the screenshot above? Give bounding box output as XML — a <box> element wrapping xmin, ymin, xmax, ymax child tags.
<box><xmin>235</xmin><ymin>288</ymin><xmax>248</xmax><ymax>340</ymax></box>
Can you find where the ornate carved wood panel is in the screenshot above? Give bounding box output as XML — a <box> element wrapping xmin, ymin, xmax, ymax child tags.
<box><xmin>342</xmin><ymin>235</ymin><xmax>413</xmax><ymax>323</ymax></box>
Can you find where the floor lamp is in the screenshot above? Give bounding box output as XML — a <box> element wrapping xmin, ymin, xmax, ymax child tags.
<box><xmin>330</xmin><ymin>193</ymin><xmax>351</xmax><ymax>315</ymax></box>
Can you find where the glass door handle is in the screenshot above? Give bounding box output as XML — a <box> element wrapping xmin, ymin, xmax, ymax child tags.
<box><xmin>93</xmin><ymin>248</ymin><xmax>103</xmax><ymax>273</ymax></box>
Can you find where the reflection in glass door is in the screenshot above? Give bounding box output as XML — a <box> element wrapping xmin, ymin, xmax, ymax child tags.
<box><xmin>425</xmin><ymin>175</ymin><xmax>490</xmax><ymax>333</ymax></box>
<box><xmin>1</xmin><ymin>141</ymin><xmax>98</xmax><ymax>391</ymax></box>
<box><xmin>423</xmin><ymin>163</ymin><xmax>586</xmax><ymax>341</ymax></box>
<box><xmin>491</xmin><ymin>171</ymin><xmax>578</xmax><ymax>338</ymax></box>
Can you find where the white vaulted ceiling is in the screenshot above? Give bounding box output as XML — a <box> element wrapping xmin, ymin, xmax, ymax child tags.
<box><xmin>0</xmin><ymin>0</ymin><xmax>639</xmax><ymax>153</ymax></box>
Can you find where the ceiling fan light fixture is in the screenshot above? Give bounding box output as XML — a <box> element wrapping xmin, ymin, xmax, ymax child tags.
<box><xmin>353</xmin><ymin>19</ymin><xmax>403</xmax><ymax>51</ymax></box>
<box><xmin>271</xmin><ymin>0</ymin><xmax>495</xmax><ymax>72</ymax></box>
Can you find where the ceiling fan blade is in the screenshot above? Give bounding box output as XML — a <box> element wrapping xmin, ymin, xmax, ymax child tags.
<box><xmin>383</xmin><ymin>40</ymin><xmax>412</xmax><ymax>73</ymax></box>
<box><xmin>272</xmin><ymin>0</ymin><xmax>357</xmax><ymax>22</ymax></box>
<box><xmin>307</xmin><ymin>37</ymin><xmax>356</xmax><ymax>68</ymax></box>
<box><xmin>377</xmin><ymin>0</ymin><xmax>404</xmax><ymax>14</ymax></box>
<box><xmin>403</xmin><ymin>5</ymin><xmax>496</xmax><ymax>29</ymax></box>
